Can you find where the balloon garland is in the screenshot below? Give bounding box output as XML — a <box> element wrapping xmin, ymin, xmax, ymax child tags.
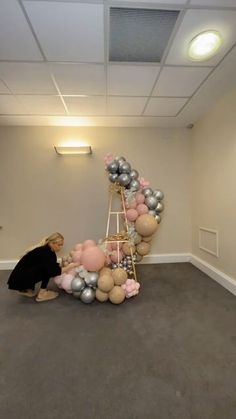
<box><xmin>54</xmin><ymin>154</ymin><xmax>164</xmax><ymax>304</ymax></box>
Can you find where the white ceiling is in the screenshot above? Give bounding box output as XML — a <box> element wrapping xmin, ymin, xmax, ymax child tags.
<box><xmin>0</xmin><ymin>0</ymin><xmax>236</xmax><ymax>127</ymax></box>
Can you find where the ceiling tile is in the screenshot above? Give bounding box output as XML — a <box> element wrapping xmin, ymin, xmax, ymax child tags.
<box><xmin>17</xmin><ymin>95</ymin><xmax>66</xmax><ymax>115</ymax></box>
<box><xmin>153</xmin><ymin>66</ymin><xmax>212</xmax><ymax>97</ymax></box>
<box><xmin>109</xmin><ymin>0</ymin><xmax>187</xmax><ymax>3</ymax></box>
<box><xmin>0</xmin><ymin>0</ymin><xmax>43</xmax><ymax>61</ymax></box>
<box><xmin>165</xmin><ymin>9</ymin><xmax>236</xmax><ymax>66</ymax></box>
<box><xmin>144</xmin><ymin>97</ymin><xmax>188</xmax><ymax>116</ymax></box>
<box><xmin>0</xmin><ymin>95</ymin><xmax>28</xmax><ymax>114</ymax></box>
<box><xmin>64</xmin><ymin>97</ymin><xmax>106</xmax><ymax>116</ymax></box>
<box><xmin>108</xmin><ymin>97</ymin><xmax>147</xmax><ymax>115</ymax></box>
<box><xmin>23</xmin><ymin>1</ymin><xmax>104</xmax><ymax>62</ymax></box>
<box><xmin>50</xmin><ymin>64</ymin><xmax>106</xmax><ymax>96</ymax></box>
<box><xmin>0</xmin><ymin>63</ymin><xmax>57</xmax><ymax>94</ymax></box>
<box><xmin>108</xmin><ymin>65</ymin><xmax>160</xmax><ymax>96</ymax></box>
<box><xmin>0</xmin><ymin>81</ymin><xmax>10</xmax><ymax>94</ymax></box>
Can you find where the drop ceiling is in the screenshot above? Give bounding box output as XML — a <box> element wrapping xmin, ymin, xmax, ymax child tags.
<box><xmin>0</xmin><ymin>0</ymin><xmax>236</xmax><ymax>127</ymax></box>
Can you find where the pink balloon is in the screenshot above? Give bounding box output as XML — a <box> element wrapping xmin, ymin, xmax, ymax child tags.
<box><xmin>82</xmin><ymin>239</ymin><xmax>96</xmax><ymax>250</ymax></box>
<box><xmin>61</xmin><ymin>273</ymin><xmax>74</xmax><ymax>293</ymax></box>
<box><xmin>135</xmin><ymin>193</ymin><xmax>145</xmax><ymax>204</ymax></box>
<box><xmin>81</xmin><ymin>246</ymin><xmax>106</xmax><ymax>272</ymax></box>
<box><xmin>126</xmin><ymin>208</ymin><xmax>139</xmax><ymax>222</ymax></box>
<box><xmin>111</xmin><ymin>242</ymin><xmax>122</xmax><ymax>251</ymax></box>
<box><xmin>54</xmin><ymin>274</ymin><xmax>63</xmax><ymax>287</ymax></box>
<box><xmin>105</xmin><ymin>255</ymin><xmax>112</xmax><ymax>266</ymax></box>
<box><xmin>136</xmin><ymin>203</ymin><xmax>149</xmax><ymax>215</ymax></box>
<box><xmin>74</xmin><ymin>243</ymin><xmax>82</xmax><ymax>251</ymax></box>
<box><xmin>71</xmin><ymin>250</ymin><xmax>82</xmax><ymax>263</ymax></box>
<box><xmin>110</xmin><ymin>250</ymin><xmax>123</xmax><ymax>263</ymax></box>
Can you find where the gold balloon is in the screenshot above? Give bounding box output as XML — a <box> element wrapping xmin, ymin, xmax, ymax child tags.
<box><xmin>99</xmin><ymin>267</ymin><xmax>112</xmax><ymax>276</ymax></box>
<box><xmin>122</xmin><ymin>242</ymin><xmax>135</xmax><ymax>256</ymax></box>
<box><xmin>96</xmin><ymin>288</ymin><xmax>109</xmax><ymax>302</ymax></box>
<box><xmin>109</xmin><ymin>286</ymin><xmax>125</xmax><ymax>304</ymax></box>
<box><xmin>97</xmin><ymin>274</ymin><xmax>114</xmax><ymax>292</ymax></box>
<box><xmin>135</xmin><ymin>214</ymin><xmax>158</xmax><ymax>237</ymax></box>
<box><xmin>142</xmin><ymin>235</ymin><xmax>153</xmax><ymax>242</ymax></box>
<box><xmin>112</xmin><ymin>268</ymin><xmax>127</xmax><ymax>285</ymax></box>
<box><xmin>136</xmin><ymin>241</ymin><xmax>150</xmax><ymax>256</ymax></box>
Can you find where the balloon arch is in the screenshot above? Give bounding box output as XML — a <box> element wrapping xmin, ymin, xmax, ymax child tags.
<box><xmin>54</xmin><ymin>154</ymin><xmax>164</xmax><ymax>305</ymax></box>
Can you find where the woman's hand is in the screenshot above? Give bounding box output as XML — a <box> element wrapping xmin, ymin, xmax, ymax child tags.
<box><xmin>62</xmin><ymin>262</ymin><xmax>79</xmax><ymax>273</ymax></box>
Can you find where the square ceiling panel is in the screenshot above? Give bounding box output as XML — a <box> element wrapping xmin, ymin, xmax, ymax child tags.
<box><xmin>64</xmin><ymin>97</ymin><xmax>106</xmax><ymax>116</ymax></box>
<box><xmin>109</xmin><ymin>7</ymin><xmax>180</xmax><ymax>62</ymax></box>
<box><xmin>50</xmin><ymin>64</ymin><xmax>106</xmax><ymax>96</ymax></box>
<box><xmin>0</xmin><ymin>0</ymin><xmax>43</xmax><ymax>61</ymax></box>
<box><xmin>153</xmin><ymin>66</ymin><xmax>212</xmax><ymax>97</ymax></box>
<box><xmin>0</xmin><ymin>80</ymin><xmax>10</xmax><ymax>95</ymax></box>
<box><xmin>0</xmin><ymin>63</ymin><xmax>57</xmax><ymax>94</ymax></box>
<box><xmin>107</xmin><ymin>97</ymin><xmax>147</xmax><ymax>116</ymax></box>
<box><xmin>17</xmin><ymin>95</ymin><xmax>66</xmax><ymax>115</ymax></box>
<box><xmin>0</xmin><ymin>95</ymin><xmax>28</xmax><ymax>115</ymax></box>
<box><xmin>108</xmin><ymin>65</ymin><xmax>160</xmax><ymax>96</ymax></box>
<box><xmin>144</xmin><ymin>97</ymin><xmax>188</xmax><ymax>116</ymax></box>
<box><xmin>23</xmin><ymin>1</ymin><xmax>104</xmax><ymax>62</ymax></box>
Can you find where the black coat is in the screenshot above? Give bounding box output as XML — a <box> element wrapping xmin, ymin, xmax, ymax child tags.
<box><xmin>7</xmin><ymin>245</ymin><xmax>61</xmax><ymax>290</ymax></box>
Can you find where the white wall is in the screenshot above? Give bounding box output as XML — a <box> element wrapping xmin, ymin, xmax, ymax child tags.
<box><xmin>191</xmin><ymin>88</ymin><xmax>236</xmax><ymax>280</ymax></box>
<box><xmin>0</xmin><ymin>126</ymin><xmax>192</xmax><ymax>259</ymax></box>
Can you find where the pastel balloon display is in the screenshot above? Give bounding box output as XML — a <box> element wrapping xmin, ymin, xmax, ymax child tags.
<box><xmin>82</xmin><ymin>239</ymin><xmax>96</xmax><ymax>250</ymax></box>
<box><xmin>126</xmin><ymin>208</ymin><xmax>138</xmax><ymax>222</ymax></box>
<box><xmin>80</xmin><ymin>246</ymin><xmax>106</xmax><ymax>272</ymax></box>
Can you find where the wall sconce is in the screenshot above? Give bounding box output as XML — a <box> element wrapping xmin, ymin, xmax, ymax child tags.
<box><xmin>54</xmin><ymin>145</ymin><xmax>92</xmax><ymax>155</ymax></box>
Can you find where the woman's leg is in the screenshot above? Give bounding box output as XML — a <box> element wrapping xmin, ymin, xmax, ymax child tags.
<box><xmin>36</xmin><ymin>276</ymin><xmax>58</xmax><ymax>302</ymax></box>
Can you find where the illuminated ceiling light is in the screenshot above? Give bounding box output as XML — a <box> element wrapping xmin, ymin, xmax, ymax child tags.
<box><xmin>188</xmin><ymin>30</ymin><xmax>223</xmax><ymax>61</ymax></box>
<box><xmin>54</xmin><ymin>146</ymin><xmax>92</xmax><ymax>155</ymax></box>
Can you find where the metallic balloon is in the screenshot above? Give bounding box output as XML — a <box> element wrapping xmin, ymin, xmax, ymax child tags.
<box><xmin>129</xmin><ymin>179</ymin><xmax>140</xmax><ymax>191</ymax></box>
<box><xmin>80</xmin><ymin>287</ymin><xmax>95</xmax><ymax>304</ymax></box>
<box><xmin>142</xmin><ymin>187</ymin><xmax>153</xmax><ymax>198</ymax></box>
<box><xmin>155</xmin><ymin>214</ymin><xmax>162</xmax><ymax>223</ymax></box>
<box><xmin>107</xmin><ymin>160</ymin><xmax>119</xmax><ymax>174</ymax></box>
<box><xmin>71</xmin><ymin>276</ymin><xmax>86</xmax><ymax>292</ymax></box>
<box><xmin>148</xmin><ymin>210</ymin><xmax>156</xmax><ymax>217</ymax></box>
<box><xmin>129</xmin><ymin>169</ymin><xmax>139</xmax><ymax>180</ymax></box>
<box><xmin>119</xmin><ymin>161</ymin><xmax>131</xmax><ymax>174</ymax></box>
<box><xmin>155</xmin><ymin>202</ymin><xmax>164</xmax><ymax>213</ymax></box>
<box><xmin>153</xmin><ymin>189</ymin><xmax>164</xmax><ymax>201</ymax></box>
<box><xmin>85</xmin><ymin>272</ymin><xmax>99</xmax><ymax>288</ymax></box>
<box><xmin>109</xmin><ymin>173</ymin><xmax>118</xmax><ymax>183</ymax></box>
<box><xmin>145</xmin><ymin>195</ymin><xmax>158</xmax><ymax>210</ymax></box>
<box><xmin>118</xmin><ymin>173</ymin><xmax>131</xmax><ymax>186</ymax></box>
<box><xmin>115</xmin><ymin>156</ymin><xmax>126</xmax><ymax>164</ymax></box>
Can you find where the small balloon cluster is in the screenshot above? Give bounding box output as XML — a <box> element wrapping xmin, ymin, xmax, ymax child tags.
<box><xmin>104</xmin><ymin>154</ymin><xmax>164</xmax><ymax>265</ymax></box>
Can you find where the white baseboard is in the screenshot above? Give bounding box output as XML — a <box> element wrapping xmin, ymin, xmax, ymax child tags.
<box><xmin>190</xmin><ymin>254</ymin><xmax>236</xmax><ymax>296</ymax></box>
<box><xmin>1</xmin><ymin>253</ymin><xmax>235</xmax><ymax>296</ymax></box>
<box><xmin>0</xmin><ymin>260</ymin><xmax>18</xmax><ymax>270</ymax></box>
<box><xmin>140</xmin><ymin>253</ymin><xmax>191</xmax><ymax>264</ymax></box>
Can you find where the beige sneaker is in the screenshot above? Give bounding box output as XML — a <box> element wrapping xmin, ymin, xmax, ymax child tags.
<box><xmin>18</xmin><ymin>290</ymin><xmax>37</xmax><ymax>297</ymax></box>
<box><xmin>36</xmin><ymin>289</ymin><xmax>59</xmax><ymax>302</ymax></box>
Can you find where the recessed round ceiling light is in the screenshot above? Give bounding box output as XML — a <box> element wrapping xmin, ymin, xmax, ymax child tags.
<box><xmin>188</xmin><ymin>30</ymin><xmax>223</xmax><ymax>61</ymax></box>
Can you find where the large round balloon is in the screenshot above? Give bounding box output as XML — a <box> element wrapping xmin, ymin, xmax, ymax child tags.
<box><xmin>80</xmin><ymin>287</ymin><xmax>95</xmax><ymax>303</ymax></box>
<box><xmin>71</xmin><ymin>276</ymin><xmax>86</xmax><ymax>292</ymax></box>
<box><xmin>135</xmin><ymin>214</ymin><xmax>158</xmax><ymax>237</ymax></box>
<box><xmin>109</xmin><ymin>286</ymin><xmax>126</xmax><ymax>304</ymax></box>
<box><xmin>80</xmin><ymin>246</ymin><xmax>105</xmax><ymax>272</ymax></box>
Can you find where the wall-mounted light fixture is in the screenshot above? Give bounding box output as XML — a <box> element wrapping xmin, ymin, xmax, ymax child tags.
<box><xmin>188</xmin><ymin>30</ymin><xmax>223</xmax><ymax>61</ymax></box>
<box><xmin>54</xmin><ymin>145</ymin><xmax>92</xmax><ymax>155</ymax></box>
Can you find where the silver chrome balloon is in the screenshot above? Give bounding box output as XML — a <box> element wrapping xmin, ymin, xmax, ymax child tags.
<box><xmin>71</xmin><ymin>276</ymin><xmax>86</xmax><ymax>292</ymax></box>
<box><xmin>148</xmin><ymin>210</ymin><xmax>156</xmax><ymax>217</ymax></box>
<box><xmin>153</xmin><ymin>189</ymin><xmax>164</xmax><ymax>201</ymax></box>
<box><xmin>85</xmin><ymin>272</ymin><xmax>99</xmax><ymax>288</ymax></box>
<box><xmin>119</xmin><ymin>161</ymin><xmax>131</xmax><ymax>173</ymax></box>
<box><xmin>155</xmin><ymin>202</ymin><xmax>164</xmax><ymax>213</ymax></box>
<box><xmin>155</xmin><ymin>214</ymin><xmax>162</xmax><ymax>223</ymax></box>
<box><xmin>118</xmin><ymin>173</ymin><xmax>131</xmax><ymax>186</ymax></box>
<box><xmin>129</xmin><ymin>179</ymin><xmax>140</xmax><ymax>191</ymax></box>
<box><xmin>129</xmin><ymin>169</ymin><xmax>139</xmax><ymax>180</ymax></box>
<box><xmin>142</xmin><ymin>187</ymin><xmax>153</xmax><ymax>197</ymax></box>
<box><xmin>109</xmin><ymin>173</ymin><xmax>118</xmax><ymax>183</ymax></box>
<box><xmin>107</xmin><ymin>160</ymin><xmax>119</xmax><ymax>174</ymax></box>
<box><xmin>80</xmin><ymin>287</ymin><xmax>95</xmax><ymax>304</ymax></box>
<box><xmin>145</xmin><ymin>196</ymin><xmax>158</xmax><ymax>210</ymax></box>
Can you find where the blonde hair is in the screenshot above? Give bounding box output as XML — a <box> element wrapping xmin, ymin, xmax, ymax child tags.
<box><xmin>25</xmin><ymin>232</ymin><xmax>64</xmax><ymax>254</ymax></box>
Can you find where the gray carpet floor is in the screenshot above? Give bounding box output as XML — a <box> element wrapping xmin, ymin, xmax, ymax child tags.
<box><xmin>0</xmin><ymin>263</ymin><xmax>236</xmax><ymax>419</ymax></box>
